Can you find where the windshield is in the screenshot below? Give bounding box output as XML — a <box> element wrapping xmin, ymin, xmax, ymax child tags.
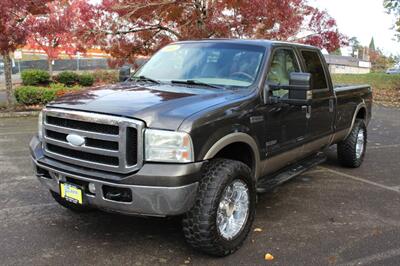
<box><xmin>134</xmin><ymin>42</ymin><xmax>266</xmax><ymax>89</ymax></box>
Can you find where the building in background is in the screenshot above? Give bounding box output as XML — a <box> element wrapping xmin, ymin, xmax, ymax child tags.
<box><xmin>324</xmin><ymin>55</ymin><xmax>371</xmax><ymax>74</ymax></box>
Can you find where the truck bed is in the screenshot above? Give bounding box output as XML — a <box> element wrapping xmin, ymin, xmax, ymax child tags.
<box><xmin>333</xmin><ymin>84</ymin><xmax>372</xmax><ymax>140</ymax></box>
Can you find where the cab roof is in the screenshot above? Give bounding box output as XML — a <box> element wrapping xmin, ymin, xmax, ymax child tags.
<box><xmin>175</xmin><ymin>39</ymin><xmax>319</xmax><ymax>50</ymax></box>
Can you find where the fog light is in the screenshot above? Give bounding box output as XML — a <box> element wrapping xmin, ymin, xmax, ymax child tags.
<box><xmin>88</xmin><ymin>183</ymin><xmax>96</xmax><ymax>194</ymax></box>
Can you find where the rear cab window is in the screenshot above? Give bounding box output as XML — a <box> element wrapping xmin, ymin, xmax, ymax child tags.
<box><xmin>300</xmin><ymin>50</ymin><xmax>328</xmax><ymax>90</ymax></box>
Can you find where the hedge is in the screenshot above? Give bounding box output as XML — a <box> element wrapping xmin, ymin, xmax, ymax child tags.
<box><xmin>78</xmin><ymin>73</ymin><xmax>95</xmax><ymax>86</ymax></box>
<box><xmin>92</xmin><ymin>70</ymin><xmax>119</xmax><ymax>84</ymax></box>
<box><xmin>14</xmin><ymin>85</ymin><xmax>81</xmax><ymax>105</ymax></box>
<box><xmin>55</xmin><ymin>71</ymin><xmax>80</xmax><ymax>86</ymax></box>
<box><xmin>14</xmin><ymin>86</ymin><xmax>59</xmax><ymax>105</ymax></box>
<box><xmin>21</xmin><ymin>69</ymin><xmax>50</xmax><ymax>86</ymax></box>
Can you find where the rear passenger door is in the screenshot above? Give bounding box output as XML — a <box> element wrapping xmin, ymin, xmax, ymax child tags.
<box><xmin>299</xmin><ymin>49</ymin><xmax>335</xmax><ymax>153</ymax></box>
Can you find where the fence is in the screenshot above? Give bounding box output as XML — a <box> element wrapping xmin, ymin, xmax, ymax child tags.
<box><xmin>7</xmin><ymin>58</ymin><xmax>111</xmax><ymax>74</ymax></box>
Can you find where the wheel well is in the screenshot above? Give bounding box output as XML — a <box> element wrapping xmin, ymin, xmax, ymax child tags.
<box><xmin>356</xmin><ymin>107</ymin><xmax>366</xmax><ymax>120</ymax></box>
<box><xmin>212</xmin><ymin>142</ymin><xmax>255</xmax><ymax>174</ymax></box>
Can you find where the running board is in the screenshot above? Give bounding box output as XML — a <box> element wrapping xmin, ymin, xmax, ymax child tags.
<box><xmin>256</xmin><ymin>152</ymin><xmax>326</xmax><ymax>193</ymax></box>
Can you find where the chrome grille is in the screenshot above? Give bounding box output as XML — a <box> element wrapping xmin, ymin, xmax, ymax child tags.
<box><xmin>42</xmin><ymin>108</ymin><xmax>144</xmax><ymax>174</ymax></box>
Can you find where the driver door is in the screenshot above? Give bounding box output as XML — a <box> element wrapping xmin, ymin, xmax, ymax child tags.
<box><xmin>263</xmin><ymin>48</ymin><xmax>308</xmax><ymax>168</ymax></box>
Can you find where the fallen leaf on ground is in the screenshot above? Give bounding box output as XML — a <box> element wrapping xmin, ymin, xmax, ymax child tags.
<box><xmin>264</xmin><ymin>253</ymin><xmax>274</xmax><ymax>261</ymax></box>
<box><xmin>254</xmin><ymin>228</ymin><xmax>263</xmax><ymax>232</ymax></box>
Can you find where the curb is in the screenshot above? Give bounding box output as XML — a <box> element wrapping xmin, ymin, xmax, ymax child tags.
<box><xmin>0</xmin><ymin>111</ymin><xmax>40</xmax><ymax>118</ymax></box>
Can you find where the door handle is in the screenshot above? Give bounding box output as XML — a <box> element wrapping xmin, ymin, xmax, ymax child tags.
<box><xmin>329</xmin><ymin>98</ymin><xmax>334</xmax><ymax>112</ymax></box>
<box><xmin>302</xmin><ymin>105</ymin><xmax>311</xmax><ymax>119</ymax></box>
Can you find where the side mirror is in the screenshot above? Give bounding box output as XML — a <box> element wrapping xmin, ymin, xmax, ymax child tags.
<box><xmin>287</xmin><ymin>72</ymin><xmax>312</xmax><ymax>104</ymax></box>
<box><xmin>119</xmin><ymin>66</ymin><xmax>131</xmax><ymax>82</ymax></box>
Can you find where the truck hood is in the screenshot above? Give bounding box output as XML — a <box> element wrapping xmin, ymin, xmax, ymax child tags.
<box><xmin>47</xmin><ymin>82</ymin><xmax>242</xmax><ymax>130</ymax></box>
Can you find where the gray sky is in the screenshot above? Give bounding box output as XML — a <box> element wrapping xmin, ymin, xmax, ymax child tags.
<box><xmin>311</xmin><ymin>0</ymin><xmax>400</xmax><ymax>56</ymax></box>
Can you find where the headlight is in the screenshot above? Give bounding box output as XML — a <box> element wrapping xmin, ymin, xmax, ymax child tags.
<box><xmin>38</xmin><ymin>111</ymin><xmax>44</xmax><ymax>140</ymax></box>
<box><xmin>145</xmin><ymin>129</ymin><xmax>194</xmax><ymax>163</ymax></box>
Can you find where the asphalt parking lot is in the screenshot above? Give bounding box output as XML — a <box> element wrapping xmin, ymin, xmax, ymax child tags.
<box><xmin>1</xmin><ymin>105</ymin><xmax>399</xmax><ymax>266</ymax></box>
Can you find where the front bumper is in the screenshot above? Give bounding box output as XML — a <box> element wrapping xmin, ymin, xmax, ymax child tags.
<box><xmin>30</xmin><ymin>136</ymin><xmax>202</xmax><ymax>217</ymax></box>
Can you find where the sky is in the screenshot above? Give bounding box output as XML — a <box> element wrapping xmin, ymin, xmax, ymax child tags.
<box><xmin>310</xmin><ymin>0</ymin><xmax>400</xmax><ymax>56</ymax></box>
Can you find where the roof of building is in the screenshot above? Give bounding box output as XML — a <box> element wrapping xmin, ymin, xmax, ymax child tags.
<box><xmin>324</xmin><ymin>54</ymin><xmax>370</xmax><ymax>67</ymax></box>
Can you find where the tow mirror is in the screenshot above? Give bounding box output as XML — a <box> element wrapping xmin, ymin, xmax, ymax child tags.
<box><xmin>287</xmin><ymin>72</ymin><xmax>312</xmax><ymax>104</ymax></box>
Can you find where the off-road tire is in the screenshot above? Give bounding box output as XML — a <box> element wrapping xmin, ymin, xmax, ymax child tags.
<box><xmin>337</xmin><ymin>119</ymin><xmax>367</xmax><ymax>168</ymax></box>
<box><xmin>50</xmin><ymin>190</ymin><xmax>93</xmax><ymax>213</ymax></box>
<box><xmin>182</xmin><ymin>159</ymin><xmax>256</xmax><ymax>256</ymax></box>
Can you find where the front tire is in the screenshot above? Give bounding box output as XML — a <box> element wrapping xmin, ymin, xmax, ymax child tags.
<box><xmin>182</xmin><ymin>159</ymin><xmax>256</xmax><ymax>256</ymax></box>
<box><xmin>337</xmin><ymin>119</ymin><xmax>367</xmax><ymax>168</ymax></box>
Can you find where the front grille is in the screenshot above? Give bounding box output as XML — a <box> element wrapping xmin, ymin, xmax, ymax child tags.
<box><xmin>42</xmin><ymin>108</ymin><xmax>144</xmax><ymax>174</ymax></box>
<box><xmin>46</xmin><ymin>143</ymin><xmax>119</xmax><ymax>166</ymax></box>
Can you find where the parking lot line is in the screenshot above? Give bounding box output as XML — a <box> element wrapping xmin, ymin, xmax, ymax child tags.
<box><xmin>339</xmin><ymin>247</ymin><xmax>400</xmax><ymax>266</ymax></box>
<box><xmin>368</xmin><ymin>144</ymin><xmax>400</xmax><ymax>150</ymax></box>
<box><xmin>320</xmin><ymin>167</ymin><xmax>400</xmax><ymax>193</ymax></box>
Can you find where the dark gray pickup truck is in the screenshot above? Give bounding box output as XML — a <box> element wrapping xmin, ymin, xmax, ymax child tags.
<box><xmin>30</xmin><ymin>39</ymin><xmax>372</xmax><ymax>256</ymax></box>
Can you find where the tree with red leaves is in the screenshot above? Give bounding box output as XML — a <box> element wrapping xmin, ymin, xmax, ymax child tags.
<box><xmin>27</xmin><ymin>0</ymin><xmax>98</xmax><ymax>77</ymax></box>
<box><xmin>96</xmin><ymin>0</ymin><xmax>346</xmax><ymax>66</ymax></box>
<box><xmin>0</xmin><ymin>0</ymin><xmax>52</xmax><ymax>108</ymax></box>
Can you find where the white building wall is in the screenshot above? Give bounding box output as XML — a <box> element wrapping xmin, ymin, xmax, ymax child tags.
<box><xmin>329</xmin><ymin>65</ymin><xmax>370</xmax><ymax>74</ymax></box>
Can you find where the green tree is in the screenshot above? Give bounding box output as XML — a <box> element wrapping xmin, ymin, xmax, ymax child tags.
<box><xmin>330</xmin><ymin>48</ymin><xmax>342</xmax><ymax>55</ymax></box>
<box><xmin>369</xmin><ymin>37</ymin><xmax>376</xmax><ymax>51</ymax></box>
<box><xmin>349</xmin><ymin>37</ymin><xmax>361</xmax><ymax>57</ymax></box>
<box><xmin>384</xmin><ymin>0</ymin><xmax>400</xmax><ymax>41</ymax></box>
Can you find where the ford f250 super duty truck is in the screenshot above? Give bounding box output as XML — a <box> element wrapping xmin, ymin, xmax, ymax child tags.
<box><xmin>30</xmin><ymin>39</ymin><xmax>372</xmax><ymax>256</ymax></box>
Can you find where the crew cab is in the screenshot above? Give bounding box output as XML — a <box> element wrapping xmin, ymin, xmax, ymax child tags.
<box><xmin>30</xmin><ymin>40</ymin><xmax>372</xmax><ymax>256</ymax></box>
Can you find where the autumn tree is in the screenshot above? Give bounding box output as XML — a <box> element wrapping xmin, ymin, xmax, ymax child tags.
<box><xmin>369</xmin><ymin>48</ymin><xmax>396</xmax><ymax>72</ymax></box>
<box><xmin>27</xmin><ymin>0</ymin><xmax>98</xmax><ymax>77</ymax></box>
<box><xmin>96</xmin><ymin>0</ymin><xmax>346</xmax><ymax>66</ymax></box>
<box><xmin>0</xmin><ymin>0</ymin><xmax>52</xmax><ymax>108</ymax></box>
<box><xmin>384</xmin><ymin>0</ymin><xmax>400</xmax><ymax>41</ymax></box>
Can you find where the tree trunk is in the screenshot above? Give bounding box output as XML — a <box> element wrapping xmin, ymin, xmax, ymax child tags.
<box><xmin>2</xmin><ymin>52</ymin><xmax>13</xmax><ymax>109</ymax></box>
<box><xmin>48</xmin><ymin>59</ymin><xmax>53</xmax><ymax>78</ymax></box>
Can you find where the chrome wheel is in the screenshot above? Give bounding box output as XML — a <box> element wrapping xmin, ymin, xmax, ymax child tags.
<box><xmin>217</xmin><ymin>179</ymin><xmax>250</xmax><ymax>240</ymax></box>
<box><xmin>356</xmin><ymin>129</ymin><xmax>365</xmax><ymax>159</ymax></box>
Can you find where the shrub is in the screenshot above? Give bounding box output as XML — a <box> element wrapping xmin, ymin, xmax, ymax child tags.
<box><xmin>14</xmin><ymin>86</ymin><xmax>58</xmax><ymax>105</ymax></box>
<box><xmin>49</xmin><ymin>83</ymin><xmax>67</xmax><ymax>90</ymax></box>
<box><xmin>92</xmin><ymin>69</ymin><xmax>119</xmax><ymax>84</ymax></box>
<box><xmin>56</xmin><ymin>71</ymin><xmax>79</xmax><ymax>86</ymax></box>
<box><xmin>21</xmin><ymin>69</ymin><xmax>50</xmax><ymax>85</ymax></box>
<box><xmin>14</xmin><ymin>84</ymin><xmax>82</xmax><ymax>105</ymax></box>
<box><xmin>78</xmin><ymin>73</ymin><xmax>94</xmax><ymax>86</ymax></box>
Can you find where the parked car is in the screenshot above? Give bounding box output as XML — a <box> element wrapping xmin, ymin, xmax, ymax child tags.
<box><xmin>0</xmin><ymin>61</ymin><xmax>4</xmax><ymax>74</ymax></box>
<box><xmin>386</xmin><ymin>68</ymin><xmax>400</xmax><ymax>74</ymax></box>
<box><xmin>30</xmin><ymin>39</ymin><xmax>372</xmax><ymax>256</ymax></box>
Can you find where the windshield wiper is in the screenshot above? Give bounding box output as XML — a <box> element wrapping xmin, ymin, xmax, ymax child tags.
<box><xmin>171</xmin><ymin>80</ymin><xmax>224</xmax><ymax>90</ymax></box>
<box><xmin>131</xmin><ymin>75</ymin><xmax>161</xmax><ymax>84</ymax></box>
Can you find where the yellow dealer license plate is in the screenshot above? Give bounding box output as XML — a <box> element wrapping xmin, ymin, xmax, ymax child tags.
<box><xmin>60</xmin><ymin>183</ymin><xmax>83</xmax><ymax>205</ymax></box>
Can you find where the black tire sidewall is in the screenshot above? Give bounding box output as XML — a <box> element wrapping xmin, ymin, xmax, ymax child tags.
<box><xmin>338</xmin><ymin>119</ymin><xmax>367</xmax><ymax>168</ymax></box>
<box><xmin>182</xmin><ymin>159</ymin><xmax>256</xmax><ymax>256</ymax></box>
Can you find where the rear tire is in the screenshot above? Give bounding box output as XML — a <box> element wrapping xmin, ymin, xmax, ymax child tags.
<box><xmin>337</xmin><ymin>119</ymin><xmax>367</xmax><ymax>168</ymax></box>
<box><xmin>182</xmin><ymin>159</ymin><xmax>256</xmax><ymax>256</ymax></box>
<box><xmin>50</xmin><ymin>190</ymin><xmax>93</xmax><ymax>213</ymax></box>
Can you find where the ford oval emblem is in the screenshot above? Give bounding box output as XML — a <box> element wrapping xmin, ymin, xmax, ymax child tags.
<box><xmin>66</xmin><ymin>134</ymin><xmax>86</xmax><ymax>147</ymax></box>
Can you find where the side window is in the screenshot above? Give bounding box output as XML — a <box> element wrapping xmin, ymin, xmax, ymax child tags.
<box><xmin>301</xmin><ymin>50</ymin><xmax>328</xmax><ymax>90</ymax></box>
<box><xmin>267</xmin><ymin>49</ymin><xmax>300</xmax><ymax>97</ymax></box>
